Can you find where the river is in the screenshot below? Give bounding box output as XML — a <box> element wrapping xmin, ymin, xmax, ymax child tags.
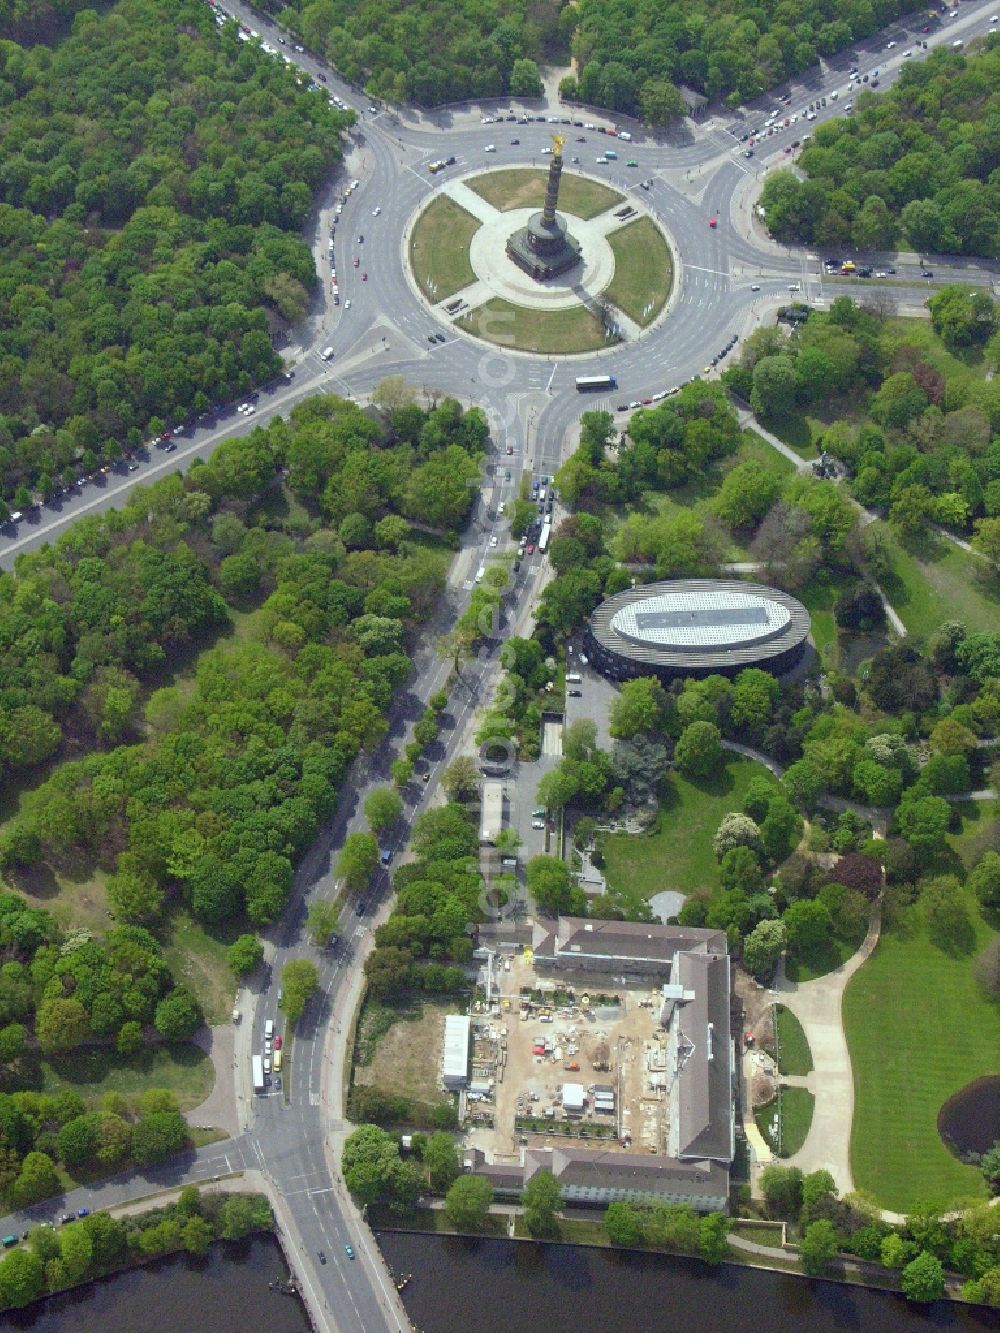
<box><xmin>4</xmin><ymin>1230</ymin><xmax>997</xmax><ymax>1332</ymax></box>
<box><xmin>2</xmin><ymin>1234</ymin><xmax>310</xmax><ymax>1333</ymax></box>
<box><xmin>377</xmin><ymin>1232</ymin><xmax>997</xmax><ymax>1333</ymax></box>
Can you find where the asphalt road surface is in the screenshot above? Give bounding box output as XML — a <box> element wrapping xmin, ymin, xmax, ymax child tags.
<box><xmin>2</xmin><ymin>3</ymin><xmax>999</xmax><ymax>1329</ymax></box>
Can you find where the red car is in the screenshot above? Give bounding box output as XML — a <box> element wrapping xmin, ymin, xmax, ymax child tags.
<box><xmin>526</xmin><ymin>543</ymin><xmax>535</xmax><ymax>555</ymax></box>
<box><xmin>274</xmin><ymin>1034</ymin><xmax>282</xmax><ymax>1050</ymax></box>
<box><xmin>708</xmin><ymin>216</ymin><xmax>718</xmax><ymax>228</ymax></box>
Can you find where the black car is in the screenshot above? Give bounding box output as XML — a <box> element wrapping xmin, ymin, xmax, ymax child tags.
<box><xmin>920</xmin><ymin>269</ymin><xmax>934</xmax><ymax>278</ymax></box>
<box><xmin>568</xmin><ymin>688</ymin><xmax>582</xmax><ymax>697</ymax></box>
<box><xmin>318</xmin><ymin>1251</ymin><xmax>327</xmax><ymax>1265</ymax></box>
<box><xmin>510</xmin><ymin>137</ymin><xmax>520</xmax><ymax>144</ymax></box>
<box><xmin>857</xmin><ymin>266</ymin><xmax>873</xmax><ymax>277</ymax></box>
<box><xmin>884</xmin><ymin>266</ymin><xmax>896</xmax><ymax>275</ymax></box>
<box><xmin>163</xmin><ymin>442</ymin><xmax>177</xmax><ymax>452</ymax></box>
<box><xmin>445</xmin><ymin>155</ymin><xmax>456</xmax><ymax>165</ymax></box>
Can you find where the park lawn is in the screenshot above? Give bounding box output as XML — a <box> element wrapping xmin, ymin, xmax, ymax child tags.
<box><xmin>881</xmin><ymin>316</ymin><xmax>990</xmax><ymax>386</ymax></box>
<box><xmin>458</xmin><ymin>297</ymin><xmax>610</xmax><ymax>354</ymax></box>
<box><xmin>604</xmin><ymin>217</ymin><xmax>672</xmax><ymax>326</ymax></box>
<box><xmin>466</xmin><ymin>168</ymin><xmax>623</xmax><ymax>219</ymax></box>
<box><xmin>161</xmin><ymin>908</ymin><xmax>241</xmax><ymax>1027</ymax></box>
<box><xmin>353</xmin><ymin>995</ymin><xmax>459</xmax><ymax>1106</ymax></box>
<box><xmin>39</xmin><ymin>1042</ymin><xmax>214</xmax><ymax>1114</ymax></box>
<box><xmin>756</xmin><ymin>1086</ymin><xmax>814</xmax><ymax>1157</ymax></box>
<box><xmin>797</xmin><ymin>573</ymin><xmax>839</xmax><ymax>667</ymax></box>
<box><xmin>843</xmin><ymin>888</ymin><xmax>1000</xmax><ymax>1212</ymax></box>
<box><xmin>874</xmin><ymin>522</ymin><xmax>1000</xmax><ymax>638</ymax></box>
<box><xmin>784</xmin><ymin>930</ymin><xmax>863</xmax><ymax>983</ymax></box>
<box><xmin>601</xmin><ymin>754</ymin><xmax>779</xmax><ymax>902</ymax></box>
<box><xmin>409</xmin><ymin>195</ymin><xmax>479</xmax><ymax>301</ymax></box>
<box><xmin>775</xmin><ymin>1005</ymin><xmax>813</xmax><ymax>1076</ymax></box>
<box><xmin>947</xmin><ymin>799</ymin><xmax>1000</xmax><ymax>871</ymax></box>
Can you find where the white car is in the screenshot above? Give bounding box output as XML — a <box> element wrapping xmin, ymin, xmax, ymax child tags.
<box><xmin>886</xmin><ymin>40</ymin><xmax>896</xmax><ymax>49</ymax></box>
<box><xmin>345</xmin><ymin>298</ymin><xmax>352</xmax><ymax>309</ymax></box>
<box><xmin>484</xmin><ymin>143</ymin><xmax>496</xmax><ymax>152</ymax></box>
<box><xmin>372</xmin><ymin>206</ymin><xmax>381</xmax><ymax>216</ymax></box>
<box><xmin>751</xmin><ymin>283</ymin><xmax>761</xmax><ymax>291</ymax></box>
<box><xmin>489</xmin><ymin>536</ymin><xmax>498</xmax><ymax>548</ymax></box>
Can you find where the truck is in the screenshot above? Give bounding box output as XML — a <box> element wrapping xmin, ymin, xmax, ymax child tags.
<box><xmin>840</xmin><ymin>260</ymin><xmax>856</xmax><ymax>274</ymax></box>
<box><xmin>538</xmin><ymin>517</ymin><xmax>552</xmax><ymax>553</ymax></box>
<box><xmin>252</xmin><ymin>1054</ymin><xmax>265</xmax><ymax>1093</ymax></box>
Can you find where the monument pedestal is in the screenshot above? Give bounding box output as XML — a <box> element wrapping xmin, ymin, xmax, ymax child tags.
<box><xmin>506</xmin><ymin>138</ymin><xmax>581</xmax><ymax>283</ymax></box>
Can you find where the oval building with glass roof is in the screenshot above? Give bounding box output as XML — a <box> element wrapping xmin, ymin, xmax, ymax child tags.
<box><xmin>586</xmin><ymin>579</ymin><xmax>811</xmax><ymax>683</ymax></box>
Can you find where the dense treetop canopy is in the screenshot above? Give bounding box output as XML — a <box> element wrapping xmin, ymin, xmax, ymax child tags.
<box><xmin>0</xmin><ymin>0</ymin><xmax>348</xmax><ymax>501</ymax></box>
<box><xmin>759</xmin><ymin>44</ymin><xmax>1000</xmax><ymax>258</ymax></box>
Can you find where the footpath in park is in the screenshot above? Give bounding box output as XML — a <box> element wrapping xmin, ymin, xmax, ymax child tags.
<box><xmin>771</xmin><ymin>911</ymin><xmax>881</xmax><ymax>1196</ymax></box>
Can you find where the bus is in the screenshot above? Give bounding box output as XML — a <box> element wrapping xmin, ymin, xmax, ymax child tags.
<box><xmin>538</xmin><ymin>518</ymin><xmax>552</xmax><ymax>553</ymax></box>
<box><xmin>575</xmin><ymin>374</ymin><xmax>617</xmax><ymax>392</ymax></box>
<box><xmin>252</xmin><ymin>1054</ymin><xmax>265</xmax><ymax>1093</ymax></box>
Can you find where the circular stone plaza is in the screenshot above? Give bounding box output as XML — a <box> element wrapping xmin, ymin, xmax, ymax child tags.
<box><xmin>586</xmin><ymin>579</ymin><xmax>811</xmax><ymax>683</ymax></box>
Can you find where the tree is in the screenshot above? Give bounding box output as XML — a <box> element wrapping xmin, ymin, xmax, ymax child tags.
<box><xmin>131</xmin><ymin>1110</ymin><xmax>188</xmax><ymax>1166</ymax></box>
<box><xmin>154</xmin><ymin>987</ymin><xmax>202</xmax><ymax>1040</ymax></box>
<box><xmin>901</xmin><ymin>1250</ymin><xmax>945</xmax><ymax>1303</ymax></box>
<box><xmin>228</xmin><ymin>934</ymin><xmax>264</xmax><ymax>977</ymax></box>
<box><xmin>761</xmin><ymin>800</ymin><xmax>803</xmax><ymax>863</ymax></box>
<box><xmin>526</xmin><ymin>857</ymin><xmax>585</xmax><ymax>917</ymax></box>
<box><xmin>338</xmin><ymin>831</ymin><xmax>379</xmax><ymax>891</ymax></box>
<box><xmin>921</xmin><ymin>877</ymin><xmax>975</xmax><ymax>956</ymax></box>
<box><xmin>280</xmin><ymin>959</ymin><xmax>319</xmax><ymax>1026</ymax></box>
<box><xmin>11</xmin><ymin>1151</ymin><xmax>60</xmax><ymax>1207</ymax></box>
<box><xmin>929</xmin><ymin>286</ymin><xmax>999</xmax><ymax>352</ymax></box>
<box><xmin>969</xmin><ymin>851</ymin><xmax>1000</xmax><ymax>910</ymax></box>
<box><xmin>510</xmin><ymin>57</ymin><xmax>543</xmax><ymax>97</ymax></box>
<box><xmin>444</xmin><ymin>1173</ymin><xmax>493</xmax><ymax>1231</ymax></box>
<box><xmin>743</xmin><ymin>919</ymin><xmax>786</xmax><ymax>978</ymax></box>
<box><xmin>307</xmin><ymin>900</ymin><xmax>341</xmax><ymax>947</ymax></box>
<box><xmin>981</xmin><ymin>1142</ymin><xmax>1000</xmax><ymax>1194</ymax></box>
<box><xmin>609</xmin><ymin>677</ymin><xmax>671</xmax><ymax>739</ymax></box>
<box><xmin>59</xmin><ymin>1220</ymin><xmax>93</xmax><ymax>1281</ymax></box>
<box><xmin>604</xmin><ymin>1201</ymin><xmax>644</xmax><ymax>1246</ymax></box>
<box><xmin>713</xmin><ymin>462</ymin><xmax>782</xmax><ymax>530</ymax></box>
<box><xmin>751</xmin><ymin>355</ymin><xmax>798</xmax><ymax>419</ymax></box>
<box><xmin>641</xmin><ymin>78</ymin><xmax>685</xmax><ymax>126</ymax></box>
<box><xmin>698</xmin><ymin>1212</ymin><xmax>730</xmax><ymax>1265</ymax></box>
<box><xmin>761</xmin><ymin>1164</ymin><xmax>803</xmax><ymax>1217</ymax></box>
<box><xmin>897</xmin><ymin>795</ymin><xmax>950</xmax><ymax>858</ymax></box>
<box><xmin>57</xmin><ymin>1113</ymin><xmax>100</xmax><ymax>1168</ymax></box>
<box><xmin>441</xmin><ymin>756</ymin><xmax>480</xmax><ymax>802</ymax></box>
<box><xmin>800</xmin><ymin>1169</ymin><xmax>837</xmax><ymax>1224</ymax></box>
<box><xmin>783</xmin><ymin>899</ymin><xmax>833</xmax><ymax>958</ymax></box>
<box><xmin>720</xmin><ymin>846</ymin><xmax>764</xmax><ymax>894</ymax></box>
<box><xmin>218</xmin><ymin>1193</ymin><xmax>272</xmax><ymax>1240</ymax></box>
<box><xmin>523</xmin><ymin>1168</ymin><xmax>562</xmax><ymax>1237</ymax></box>
<box><xmin>364</xmin><ymin>787</ymin><xmax>403</xmax><ymax>833</ymax></box>
<box><xmin>800</xmin><ymin>1218</ymin><xmax>839</xmax><ymax>1275</ymax></box>
<box><xmin>183</xmin><ymin>1214</ymin><xmax>214</xmax><ymax>1256</ymax></box>
<box><xmin>342</xmin><ymin>1124</ymin><xmax>401</xmax><ymax>1206</ymax></box>
<box><xmin>713</xmin><ymin>813</ymin><xmax>764</xmax><ymax>860</ymax></box>
<box><xmin>423</xmin><ymin>1132</ymin><xmax>460</xmax><ymax>1192</ymax></box>
<box><xmin>674</xmin><ymin>722</ymin><xmax>723</xmax><ymax>778</ymax></box>
<box><xmin>0</xmin><ymin>1247</ymin><xmax>46</xmax><ymax>1308</ymax></box>
<box><xmin>35</xmin><ymin>997</ymin><xmax>90</xmax><ymax>1055</ymax></box>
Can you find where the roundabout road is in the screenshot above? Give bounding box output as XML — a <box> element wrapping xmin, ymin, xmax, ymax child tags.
<box><xmin>2</xmin><ymin>3</ymin><xmax>1000</xmax><ymax>1328</ymax></box>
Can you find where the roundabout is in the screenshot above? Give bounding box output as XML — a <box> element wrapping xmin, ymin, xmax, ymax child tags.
<box><xmin>405</xmin><ymin>151</ymin><xmax>675</xmax><ymax>354</ymax></box>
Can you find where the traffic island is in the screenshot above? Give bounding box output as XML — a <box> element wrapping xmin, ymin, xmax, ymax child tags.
<box><xmin>405</xmin><ymin>166</ymin><xmax>675</xmax><ymax>356</ymax></box>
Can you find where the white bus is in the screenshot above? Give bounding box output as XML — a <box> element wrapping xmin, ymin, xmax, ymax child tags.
<box><xmin>575</xmin><ymin>374</ymin><xmax>617</xmax><ymax>392</ymax></box>
<box><xmin>538</xmin><ymin>518</ymin><xmax>552</xmax><ymax>553</ymax></box>
<box><xmin>252</xmin><ymin>1054</ymin><xmax>265</xmax><ymax>1093</ymax></box>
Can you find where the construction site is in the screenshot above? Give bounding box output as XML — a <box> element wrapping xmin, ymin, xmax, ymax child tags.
<box><xmin>462</xmin><ymin>950</ymin><xmax>679</xmax><ymax>1160</ymax></box>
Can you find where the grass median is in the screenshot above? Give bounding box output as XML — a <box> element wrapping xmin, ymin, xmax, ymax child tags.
<box><xmin>604</xmin><ymin>216</ymin><xmax>672</xmax><ymax>326</ymax></box>
<box><xmin>457</xmin><ymin>297</ymin><xmax>612</xmax><ymax>354</ymax></box>
<box><xmin>409</xmin><ymin>195</ymin><xmax>480</xmax><ymax>301</ymax></box>
<box><xmin>466</xmin><ymin>168</ymin><xmax>623</xmax><ymax>219</ymax></box>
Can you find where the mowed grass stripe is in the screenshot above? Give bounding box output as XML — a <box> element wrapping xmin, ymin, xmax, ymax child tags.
<box><xmin>466</xmin><ymin>168</ymin><xmax>623</xmax><ymax>219</ymax></box>
<box><xmin>409</xmin><ymin>195</ymin><xmax>480</xmax><ymax>301</ymax></box>
<box><xmin>604</xmin><ymin>216</ymin><xmax>672</xmax><ymax>326</ymax></box>
<box><xmin>843</xmin><ymin>892</ymin><xmax>1000</xmax><ymax>1212</ymax></box>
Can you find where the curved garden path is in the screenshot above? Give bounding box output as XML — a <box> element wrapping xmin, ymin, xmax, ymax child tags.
<box><xmin>771</xmin><ymin>909</ymin><xmax>881</xmax><ymax>1195</ymax></box>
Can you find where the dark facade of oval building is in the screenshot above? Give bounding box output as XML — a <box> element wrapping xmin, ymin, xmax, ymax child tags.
<box><xmin>586</xmin><ymin>578</ymin><xmax>811</xmax><ymax>683</ymax></box>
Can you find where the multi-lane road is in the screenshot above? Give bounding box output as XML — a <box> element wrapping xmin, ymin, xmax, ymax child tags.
<box><xmin>2</xmin><ymin>3</ymin><xmax>1000</xmax><ymax>1329</ymax></box>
